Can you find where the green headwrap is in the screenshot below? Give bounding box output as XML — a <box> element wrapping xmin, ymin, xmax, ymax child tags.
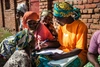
<box><xmin>53</xmin><ymin>2</ymin><xmax>81</xmax><ymax>20</ymax></box>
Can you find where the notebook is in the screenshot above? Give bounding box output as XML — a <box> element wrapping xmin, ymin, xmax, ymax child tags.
<box><xmin>48</xmin><ymin>55</ymin><xmax>78</xmax><ymax>67</ymax></box>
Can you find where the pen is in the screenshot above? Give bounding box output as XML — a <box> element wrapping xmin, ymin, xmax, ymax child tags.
<box><xmin>40</xmin><ymin>39</ymin><xmax>48</xmax><ymax>45</ymax></box>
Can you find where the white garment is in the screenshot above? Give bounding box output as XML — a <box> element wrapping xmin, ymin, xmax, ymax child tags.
<box><xmin>3</xmin><ymin>50</ymin><xmax>31</xmax><ymax>67</ymax></box>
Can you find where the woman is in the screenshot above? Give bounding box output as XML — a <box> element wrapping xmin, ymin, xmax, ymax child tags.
<box><xmin>3</xmin><ymin>28</ymin><xmax>35</xmax><ymax>67</ymax></box>
<box><xmin>22</xmin><ymin>11</ymin><xmax>60</xmax><ymax>50</ymax></box>
<box><xmin>52</xmin><ymin>2</ymin><xmax>88</xmax><ymax>67</ymax></box>
<box><xmin>84</xmin><ymin>31</ymin><xmax>100</xmax><ymax>67</ymax></box>
<box><xmin>22</xmin><ymin>11</ymin><xmax>60</xmax><ymax>67</ymax></box>
<box><xmin>17</xmin><ymin>2</ymin><xmax>28</xmax><ymax>31</ymax></box>
<box><xmin>36</xmin><ymin>2</ymin><xmax>88</xmax><ymax>67</ymax></box>
<box><xmin>40</xmin><ymin>10</ymin><xmax>58</xmax><ymax>38</ymax></box>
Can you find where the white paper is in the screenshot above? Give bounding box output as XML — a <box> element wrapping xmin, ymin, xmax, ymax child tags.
<box><xmin>36</xmin><ymin>48</ymin><xmax>63</xmax><ymax>55</ymax></box>
<box><xmin>48</xmin><ymin>55</ymin><xmax>78</xmax><ymax>67</ymax></box>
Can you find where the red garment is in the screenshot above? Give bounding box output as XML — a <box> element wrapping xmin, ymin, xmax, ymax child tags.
<box><xmin>34</xmin><ymin>23</ymin><xmax>54</xmax><ymax>41</ymax></box>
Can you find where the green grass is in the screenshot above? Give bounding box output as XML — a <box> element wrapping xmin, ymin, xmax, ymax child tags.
<box><xmin>0</xmin><ymin>28</ymin><xmax>12</xmax><ymax>42</ymax></box>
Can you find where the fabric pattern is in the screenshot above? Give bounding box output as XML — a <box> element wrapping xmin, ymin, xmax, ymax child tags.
<box><xmin>15</xmin><ymin>29</ymin><xmax>33</xmax><ymax>50</ymax></box>
<box><xmin>0</xmin><ymin>29</ymin><xmax>33</xmax><ymax>59</ymax></box>
<box><xmin>35</xmin><ymin>55</ymin><xmax>52</xmax><ymax>67</ymax></box>
<box><xmin>0</xmin><ymin>36</ymin><xmax>16</xmax><ymax>59</ymax></box>
<box><xmin>3</xmin><ymin>50</ymin><xmax>31</xmax><ymax>67</ymax></box>
<box><xmin>35</xmin><ymin>55</ymin><xmax>82</xmax><ymax>67</ymax></box>
<box><xmin>53</xmin><ymin>2</ymin><xmax>81</xmax><ymax>20</ymax></box>
<box><xmin>41</xmin><ymin>10</ymin><xmax>52</xmax><ymax>18</ymax></box>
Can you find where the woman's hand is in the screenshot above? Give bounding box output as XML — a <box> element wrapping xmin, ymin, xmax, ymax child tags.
<box><xmin>40</xmin><ymin>43</ymin><xmax>48</xmax><ymax>49</ymax></box>
<box><xmin>94</xmin><ymin>63</ymin><xmax>100</xmax><ymax>67</ymax></box>
<box><xmin>35</xmin><ymin>40</ymin><xmax>48</xmax><ymax>50</ymax></box>
<box><xmin>35</xmin><ymin>41</ymin><xmax>41</xmax><ymax>50</ymax></box>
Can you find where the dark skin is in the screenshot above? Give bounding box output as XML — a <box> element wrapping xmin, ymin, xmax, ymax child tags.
<box><xmin>49</xmin><ymin>16</ymin><xmax>82</xmax><ymax>60</ymax></box>
<box><xmin>87</xmin><ymin>52</ymin><xmax>100</xmax><ymax>67</ymax></box>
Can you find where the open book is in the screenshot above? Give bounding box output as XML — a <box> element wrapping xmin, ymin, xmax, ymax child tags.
<box><xmin>48</xmin><ymin>55</ymin><xmax>78</xmax><ymax>67</ymax></box>
<box><xmin>36</xmin><ymin>48</ymin><xmax>63</xmax><ymax>55</ymax></box>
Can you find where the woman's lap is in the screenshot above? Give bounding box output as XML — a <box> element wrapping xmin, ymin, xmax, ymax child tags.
<box><xmin>35</xmin><ymin>55</ymin><xmax>82</xmax><ymax>67</ymax></box>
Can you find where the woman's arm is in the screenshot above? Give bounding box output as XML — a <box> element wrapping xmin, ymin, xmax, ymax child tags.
<box><xmin>40</xmin><ymin>40</ymin><xmax>60</xmax><ymax>49</ymax></box>
<box><xmin>87</xmin><ymin>52</ymin><xmax>100</xmax><ymax>67</ymax></box>
<box><xmin>50</xmin><ymin>48</ymin><xmax>82</xmax><ymax>60</ymax></box>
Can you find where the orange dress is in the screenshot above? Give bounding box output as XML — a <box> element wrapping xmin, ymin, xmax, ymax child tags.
<box><xmin>58</xmin><ymin>20</ymin><xmax>88</xmax><ymax>64</ymax></box>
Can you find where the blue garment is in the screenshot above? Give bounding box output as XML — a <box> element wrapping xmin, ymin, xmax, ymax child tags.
<box><xmin>35</xmin><ymin>55</ymin><xmax>81</xmax><ymax>67</ymax></box>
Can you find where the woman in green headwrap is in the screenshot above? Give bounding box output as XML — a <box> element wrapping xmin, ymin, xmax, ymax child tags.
<box><xmin>36</xmin><ymin>2</ymin><xmax>88</xmax><ymax>67</ymax></box>
<box><xmin>51</xmin><ymin>2</ymin><xmax>88</xmax><ymax>67</ymax></box>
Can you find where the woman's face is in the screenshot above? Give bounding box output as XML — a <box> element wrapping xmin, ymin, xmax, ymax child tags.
<box><xmin>27</xmin><ymin>20</ymin><xmax>38</xmax><ymax>30</ymax></box>
<box><xmin>41</xmin><ymin>15</ymin><xmax>52</xmax><ymax>25</ymax></box>
<box><xmin>54</xmin><ymin>17</ymin><xmax>66</xmax><ymax>26</ymax></box>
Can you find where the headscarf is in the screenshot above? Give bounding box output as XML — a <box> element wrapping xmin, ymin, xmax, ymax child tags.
<box><xmin>41</xmin><ymin>10</ymin><xmax>53</xmax><ymax>18</ymax></box>
<box><xmin>15</xmin><ymin>29</ymin><xmax>33</xmax><ymax>50</ymax></box>
<box><xmin>23</xmin><ymin>11</ymin><xmax>39</xmax><ymax>28</ymax></box>
<box><xmin>17</xmin><ymin>2</ymin><xmax>28</xmax><ymax>13</ymax></box>
<box><xmin>53</xmin><ymin>2</ymin><xmax>81</xmax><ymax>20</ymax></box>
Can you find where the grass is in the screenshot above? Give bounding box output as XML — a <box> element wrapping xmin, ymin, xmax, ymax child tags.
<box><xmin>0</xmin><ymin>28</ymin><xmax>12</xmax><ymax>42</ymax></box>
<box><xmin>0</xmin><ymin>28</ymin><xmax>13</xmax><ymax>66</ymax></box>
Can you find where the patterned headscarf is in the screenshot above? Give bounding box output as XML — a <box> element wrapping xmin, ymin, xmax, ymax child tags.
<box><xmin>15</xmin><ymin>29</ymin><xmax>33</xmax><ymax>50</ymax></box>
<box><xmin>41</xmin><ymin>10</ymin><xmax>53</xmax><ymax>18</ymax></box>
<box><xmin>53</xmin><ymin>2</ymin><xmax>81</xmax><ymax>20</ymax></box>
<box><xmin>23</xmin><ymin>11</ymin><xmax>39</xmax><ymax>28</ymax></box>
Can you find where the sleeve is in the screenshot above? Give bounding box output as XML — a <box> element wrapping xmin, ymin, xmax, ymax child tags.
<box><xmin>43</xmin><ymin>24</ymin><xmax>54</xmax><ymax>40</ymax></box>
<box><xmin>48</xmin><ymin>33</ymin><xmax>54</xmax><ymax>40</ymax></box>
<box><xmin>58</xmin><ymin>26</ymin><xmax>63</xmax><ymax>45</ymax></box>
<box><xmin>76</xmin><ymin>23</ymin><xmax>88</xmax><ymax>50</ymax></box>
<box><xmin>88</xmin><ymin>31</ymin><xmax>99</xmax><ymax>54</ymax></box>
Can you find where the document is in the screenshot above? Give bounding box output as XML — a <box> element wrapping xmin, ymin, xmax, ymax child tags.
<box><xmin>48</xmin><ymin>55</ymin><xmax>78</xmax><ymax>67</ymax></box>
<box><xmin>36</xmin><ymin>48</ymin><xmax>63</xmax><ymax>55</ymax></box>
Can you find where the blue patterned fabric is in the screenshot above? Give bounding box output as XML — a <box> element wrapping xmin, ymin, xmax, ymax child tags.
<box><xmin>53</xmin><ymin>2</ymin><xmax>81</xmax><ymax>20</ymax></box>
<box><xmin>0</xmin><ymin>36</ymin><xmax>16</xmax><ymax>59</ymax></box>
<box><xmin>35</xmin><ymin>55</ymin><xmax>82</xmax><ymax>67</ymax></box>
<box><xmin>15</xmin><ymin>29</ymin><xmax>32</xmax><ymax>50</ymax></box>
<box><xmin>0</xmin><ymin>29</ymin><xmax>33</xmax><ymax>59</ymax></box>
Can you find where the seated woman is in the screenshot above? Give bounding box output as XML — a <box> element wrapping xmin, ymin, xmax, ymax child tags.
<box><xmin>35</xmin><ymin>2</ymin><xmax>88</xmax><ymax>67</ymax></box>
<box><xmin>0</xmin><ymin>12</ymin><xmax>39</xmax><ymax>60</ymax></box>
<box><xmin>3</xmin><ymin>28</ymin><xmax>35</xmax><ymax>67</ymax></box>
<box><xmin>84</xmin><ymin>31</ymin><xmax>100</xmax><ymax>67</ymax></box>
<box><xmin>22</xmin><ymin>11</ymin><xmax>60</xmax><ymax>50</ymax></box>
<box><xmin>40</xmin><ymin>10</ymin><xmax>58</xmax><ymax>38</ymax></box>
